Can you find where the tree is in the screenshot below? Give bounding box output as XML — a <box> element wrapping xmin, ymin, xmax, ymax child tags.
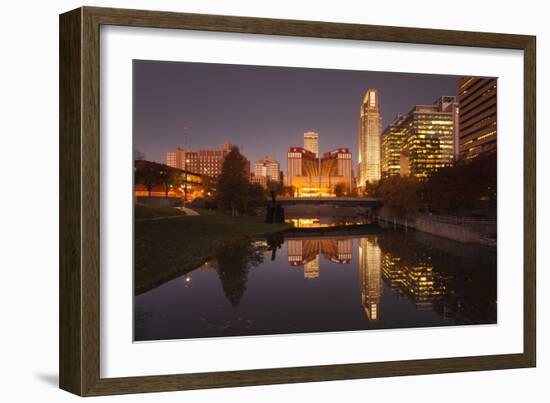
<box><xmin>364</xmin><ymin>180</ymin><xmax>380</xmax><ymax>197</ymax></box>
<box><xmin>158</xmin><ymin>169</ymin><xmax>176</xmax><ymax>197</ymax></box>
<box><xmin>377</xmin><ymin>175</ymin><xmax>421</xmax><ymax>216</ymax></box>
<box><xmin>216</xmin><ymin>146</ymin><xmax>250</xmax><ymax>217</ymax></box>
<box><xmin>134</xmin><ymin>160</ymin><xmax>160</xmax><ymax>197</ymax></box>
<box><xmin>267</xmin><ymin>179</ymin><xmax>283</xmax><ymax>195</ymax></box>
<box><xmin>215</xmin><ymin>241</ymin><xmax>264</xmax><ymax>306</ymax></box>
<box><xmin>133</xmin><ymin>149</ymin><xmax>146</xmax><ymax>161</ymax></box>
<box><xmin>334</xmin><ymin>183</ymin><xmax>346</xmax><ymax>197</ymax></box>
<box><xmin>425</xmin><ymin>153</ymin><xmax>496</xmax><ymax>213</ymax></box>
<box><xmin>247</xmin><ymin>183</ymin><xmax>267</xmax><ymax>215</ymax></box>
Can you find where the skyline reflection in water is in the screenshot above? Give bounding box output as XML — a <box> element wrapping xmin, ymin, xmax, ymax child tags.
<box><xmin>135</xmin><ymin>232</ymin><xmax>496</xmax><ymax>341</ymax></box>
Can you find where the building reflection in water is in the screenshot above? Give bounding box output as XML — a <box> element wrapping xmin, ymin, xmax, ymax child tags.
<box><xmin>381</xmin><ymin>251</ymin><xmax>446</xmax><ymax>309</ymax></box>
<box><xmin>196</xmin><ymin>235</ymin><xmax>481</xmax><ymax>323</ymax></box>
<box><xmin>321</xmin><ymin>239</ymin><xmax>352</xmax><ymax>264</ymax></box>
<box><xmin>287</xmin><ymin>238</ymin><xmax>352</xmax><ymax>279</ymax></box>
<box><xmin>358</xmin><ymin>238</ymin><xmax>382</xmax><ymax>321</ymax></box>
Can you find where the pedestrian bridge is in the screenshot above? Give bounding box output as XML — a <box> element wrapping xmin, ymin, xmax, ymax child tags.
<box><xmin>274</xmin><ymin>197</ymin><xmax>382</xmax><ymax>207</ymax></box>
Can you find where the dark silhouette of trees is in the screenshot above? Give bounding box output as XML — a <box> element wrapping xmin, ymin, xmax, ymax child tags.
<box><xmin>216</xmin><ymin>146</ymin><xmax>268</xmax><ymax>216</ymax></box>
<box><xmin>215</xmin><ymin>241</ymin><xmax>264</xmax><ymax>306</ymax></box>
<box><xmin>134</xmin><ymin>160</ymin><xmax>181</xmax><ymax>198</ymax></box>
<box><xmin>134</xmin><ymin>160</ymin><xmax>161</xmax><ymax>197</ymax></box>
<box><xmin>367</xmin><ymin>153</ymin><xmax>496</xmax><ymax>215</ymax></box>
<box><xmin>425</xmin><ymin>153</ymin><xmax>496</xmax><ymax>213</ymax></box>
<box><xmin>158</xmin><ymin>169</ymin><xmax>177</xmax><ymax>197</ymax></box>
<box><xmin>216</xmin><ymin>146</ymin><xmax>250</xmax><ymax>217</ymax></box>
<box><xmin>133</xmin><ymin>149</ymin><xmax>146</xmax><ymax>161</ymax></box>
<box><xmin>247</xmin><ymin>183</ymin><xmax>267</xmax><ymax>215</ymax></box>
<box><xmin>371</xmin><ymin>176</ymin><xmax>422</xmax><ymax>216</ymax></box>
<box><xmin>334</xmin><ymin>183</ymin><xmax>346</xmax><ymax>197</ymax></box>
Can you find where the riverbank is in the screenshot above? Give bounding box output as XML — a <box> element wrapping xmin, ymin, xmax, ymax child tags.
<box><xmin>374</xmin><ymin>214</ymin><xmax>496</xmax><ymax>246</ymax></box>
<box><xmin>135</xmin><ymin>211</ymin><xmax>290</xmax><ymax>294</ymax></box>
<box><xmin>134</xmin><ymin>203</ymin><xmax>186</xmax><ymax>219</ymax></box>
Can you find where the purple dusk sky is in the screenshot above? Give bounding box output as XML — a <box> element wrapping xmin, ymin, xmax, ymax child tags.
<box><xmin>133</xmin><ymin>60</ymin><xmax>461</xmax><ymax>171</ymax></box>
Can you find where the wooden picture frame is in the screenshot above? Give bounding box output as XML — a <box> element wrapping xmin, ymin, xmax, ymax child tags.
<box><xmin>59</xmin><ymin>6</ymin><xmax>536</xmax><ymax>396</ymax></box>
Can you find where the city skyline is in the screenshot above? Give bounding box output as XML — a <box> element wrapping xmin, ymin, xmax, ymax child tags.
<box><xmin>134</xmin><ymin>60</ymin><xmax>461</xmax><ymax>172</ymax></box>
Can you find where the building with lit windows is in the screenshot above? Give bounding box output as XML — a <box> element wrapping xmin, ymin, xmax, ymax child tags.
<box><xmin>321</xmin><ymin>239</ymin><xmax>352</xmax><ymax>264</ymax></box>
<box><xmin>250</xmin><ymin>174</ymin><xmax>268</xmax><ymax>188</ymax></box>
<box><xmin>358</xmin><ymin>237</ymin><xmax>382</xmax><ymax>321</ymax></box>
<box><xmin>286</xmin><ymin>146</ymin><xmax>319</xmax><ymax>189</ymax></box>
<box><xmin>165</xmin><ymin>142</ymin><xmax>250</xmax><ymax>179</ymax></box>
<box><xmin>303</xmin><ymin>131</ymin><xmax>319</xmax><ymax>157</ymax></box>
<box><xmin>358</xmin><ymin>89</ymin><xmax>382</xmax><ymax>189</ymax></box>
<box><xmin>399</xmin><ymin>96</ymin><xmax>458</xmax><ymax>178</ymax></box>
<box><xmin>381</xmin><ymin>251</ymin><xmax>446</xmax><ymax>309</ymax></box>
<box><xmin>253</xmin><ymin>156</ymin><xmax>281</xmax><ymax>183</ymax></box>
<box><xmin>134</xmin><ymin>159</ymin><xmax>209</xmax><ymax>200</ymax></box>
<box><xmin>458</xmin><ymin>77</ymin><xmax>497</xmax><ymax>160</ymax></box>
<box><xmin>287</xmin><ymin>239</ymin><xmax>321</xmax><ymax>279</ymax></box>
<box><xmin>287</xmin><ymin>146</ymin><xmax>353</xmax><ymax>197</ymax></box>
<box><xmin>381</xmin><ymin>114</ymin><xmax>407</xmax><ymax>177</ymax></box>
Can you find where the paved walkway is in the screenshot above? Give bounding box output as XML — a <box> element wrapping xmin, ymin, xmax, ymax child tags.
<box><xmin>176</xmin><ymin>206</ymin><xmax>200</xmax><ymax>216</ymax></box>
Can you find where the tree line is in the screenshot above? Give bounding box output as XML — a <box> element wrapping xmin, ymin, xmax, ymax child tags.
<box><xmin>366</xmin><ymin>153</ymin><xmax>497</xmax><ymax>216</ymax></box>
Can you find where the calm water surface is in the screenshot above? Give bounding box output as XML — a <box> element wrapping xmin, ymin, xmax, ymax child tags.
<box><xmin>135</xmin><ymin>229</ymin><xmax>496</xmax><ymax>341</ymax></box>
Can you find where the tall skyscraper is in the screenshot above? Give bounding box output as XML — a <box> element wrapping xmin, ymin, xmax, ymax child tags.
<box><xmin>358</xmin><ymin>89</ymin><xmax>382</xmax><ymax>189</ymax></box>
<box><xmin>458</xmin><ymin>77</ymin><xmax>497</xmax><ymax>160</ymax></box>
<box><xmin>381</xmin><ymin>114</ymin><xmax>407</xmax><ymax>178</ymax></box>
<box><xmin>399</xmin><ymin>96</ymin><xmax>457</xmax><ymax>178</ymax></box>
<box><xmin>286</xmin><ymin>147</ymin><xmax>319</xmax><ymax>188</ymax></box>
<box><xmin>303</xmin><ymin>131</ymin><xmax>319</xmax><ymax>157</ymax></box>
<box><xmin>358</xmin><ymin>237</ymin><xmax>382</xmax><ymax>321</ymax></box>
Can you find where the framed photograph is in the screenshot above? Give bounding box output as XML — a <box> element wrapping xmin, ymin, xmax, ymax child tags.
<box><xmin>59</xmin><ymin>6</ymin><xmax>536</xmax><ymax>396</ymax></box>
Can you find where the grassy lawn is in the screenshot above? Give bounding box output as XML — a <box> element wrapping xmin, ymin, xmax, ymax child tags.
<box><xmin>134</xmin><ymin>211</ymin><xmax>289</xmax><ymax>294</ymax></box>
<box><xmin>134</xmin><ymin>203</ymin><xmax>186</xmax><ymax>219</ymax></box>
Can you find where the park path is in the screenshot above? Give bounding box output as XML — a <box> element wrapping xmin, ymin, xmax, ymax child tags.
<box><xmin>176</xmin><ymin>206</ymin><xmax>199</xmax><ymax>216</ymax></box>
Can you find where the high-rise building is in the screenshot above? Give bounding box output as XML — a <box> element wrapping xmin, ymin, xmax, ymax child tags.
<box><xmin>320</xmin><ymin>238</ymin><xmax>352</xmax><ymax>264</ymax></box>
<box><xmin>287</xmin><ymin>239</ymin><xmax>320</xmax><ymax>279</ymax></box>
<box><xmin>165</xmin><ymin>142</ymin><xmax>250</xmax><ymax>179</ymax></box>
<box><xmin>358</xmin><ymin>237</ymin><xmax>382</xmax><ymax>321</ymax></box>
<box><xmin>381</xmin><ymin>114</ymin><xmax>407</xmax><ymax>178</ymax></box>
<box><xmin>458</xmin><ymin>77</ymin><xmax>497</xmax><ymax>160</ymax></box>
<box><xmin>287</xmin><ymin>147</ymin><xmax>353</xmax><ymax>197</ymax></box>
<box><xmin>303</xmin><ymin>131</ymin><xmax>319</xmax><ymax>157</ymax></box>
<box><xmin>399</xmin><ymin>96</ymin><xmax>457</xmax><ymax>178</ymax></box>
<box><xmin>253</xmin><ymin>156</ymin><xmax>281</xmax><ymax>182</ymax></box>
<box><xmin>286</xmin><ymin>147</ymin><xmax>319</xmax><ymax>188</ymax></box>
<box><xmin>381</xmin><ymin>251</ymin><xmax>446</xmax><ymax>309</ymax></box>
<box><xmin>358</xmin><ymin>89</ymin><xmax>382</xmax><ymax>189</ymax></box>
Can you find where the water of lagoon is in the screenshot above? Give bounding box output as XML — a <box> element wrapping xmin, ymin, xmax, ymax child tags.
<box><xmin>134</xmin><ymin>230</ymin><xmax>497</xmax><ymax>341</ymax></box>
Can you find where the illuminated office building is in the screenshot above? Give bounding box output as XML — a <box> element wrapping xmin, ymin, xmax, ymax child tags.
<box><xmin>381</xmin><ymin>252</ymin><xmax>446</xmax><ymax>308</ymax></box>
<box><xmin>287</xmin><ymin>147</ymin><xmax>353</xmax><ymax>197</ymax></box>
<box><xmin>303</xmin><ymin>131</ymin><xmax>319</xmax><ymax>157</ymax></box>
<box><xmin>458</xmin><ymin>77</ymin><xmax>497</xmax><ymax>160</ymax></box>
<box><xmin>304</xmin><ymin>257</ymin><xmax>320</xmax><ymax>279</ymax></box>
<box><xmin>358</xmin><ymin>88</ymin><xmax>382</xmax><ymax>189</ymax></box>
<box><xmin>399</xmin><ymin>96</ymin><xmax>457</xmax><ymax>178</ymax></box>
<box><xmin>250</xmin><ymin>175</ymin><xmax>268</xmax><ymax>188</ymax></box>
<box><xmin>358</xmin><ymin>237</ymin><xmax>382</xmax><ymax>321</ymax></box>
<box><xmin>165</xmin><ymin>142</ymin><xmax>249</xmax><ymax>178</ymax></box>
<box><xmin>254</xmin><ymin>156</ymin><xmax>281</xmax><ymax>182</ymax></box>
<box><xmin>287</xmin><ymin>239</ymin><xmax>321</xmax><ymax>279</ymax></box>
<box><xmin>321</xmin><ymin>238</ymin><xmax>352</xmax><ymax>264</ymax></box>
<box><xmin>286</xmin><ymin>147</ymin><xmax>319</xmax><ymax>185</ymax></box>
<box><xmin>381</xmin><ymin>114</ymin><xmax>407</xmax><ymax>177</ymax></box>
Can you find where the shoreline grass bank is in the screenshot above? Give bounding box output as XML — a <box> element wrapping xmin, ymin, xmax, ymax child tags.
<box><xmin>134</xmin><ymin>203</ymin><xmax>185</xmax><ymax>219</ymax></box>
<box><xmin>134</xmin><ymin>211</ymin><xmax>289</xmax><ymax>295</ymax></box>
